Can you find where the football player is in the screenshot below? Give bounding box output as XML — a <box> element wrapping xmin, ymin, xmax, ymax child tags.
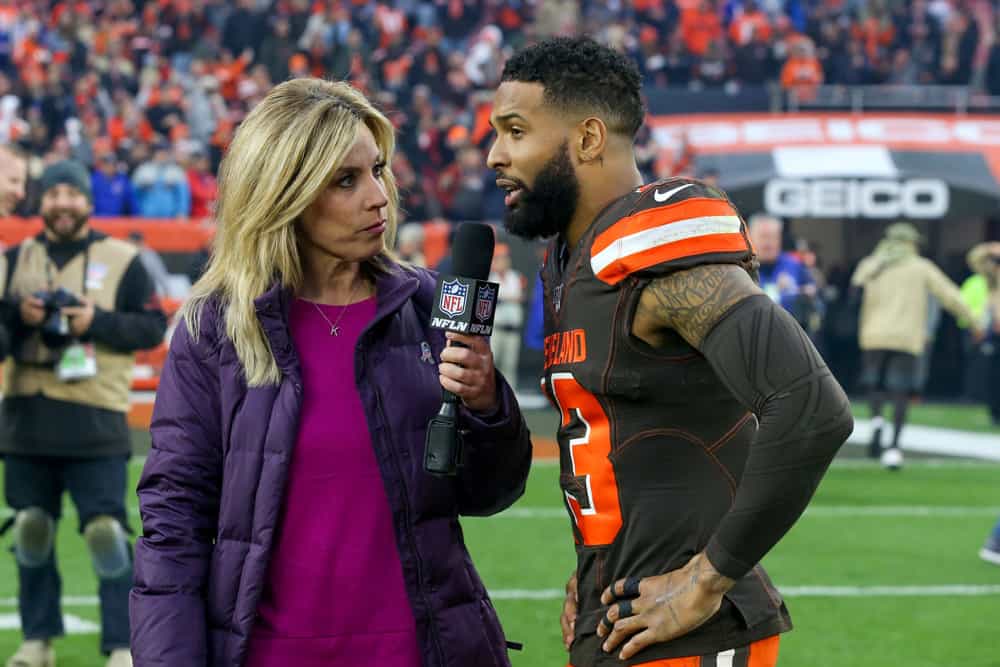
<box><xmin>488</xmin><ymin>37</ymin><xmax>853</xmax><ymax>667</ymax></box>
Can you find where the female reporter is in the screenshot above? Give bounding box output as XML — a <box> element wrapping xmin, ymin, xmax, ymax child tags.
<box><xmin>129</xmin><ymin>79</ymin><xmax>531</xmax><ymax>667</ymax></box>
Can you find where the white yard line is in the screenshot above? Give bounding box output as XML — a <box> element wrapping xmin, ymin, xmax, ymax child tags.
<box><xmin>0</xmin><ymin>596</ymin><xmax>99</xmax><ymax>607</ymax></box>
<box><xmin>4</xmin><ymin>585</ymin><xmax>1000</xmax><ymax>609</ymax></box>
<box><xmin>529</xmin><ymin>458</ymin><xmax>1000</xmax><ymax>469</ymax></box>
<box><xmin>0</xmin><ymin>613</ymin><xmax>99</xmax><ymax>634</ymax></box>
<box><xmin>3</xmin><ymin>504</ymin><xmax>996</xmax><ymax>521</ymax></box>
<box><xmin>491</xmin><ymin>506</ymin><xmax>1000</xmax><ymax>519</ymax></box>
<box><xmin>847</xmin><ymin>419</ymin><xmax>1000</xmax><ymax>461</ymax></box>
<box><xmin>488</xmin><ymin>585</ymin><xmax>1000</xmax><ymax>601</ymax></box>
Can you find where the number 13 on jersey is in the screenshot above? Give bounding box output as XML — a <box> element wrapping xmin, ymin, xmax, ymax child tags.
<box><xmin>548</xmin><ymin>372</ymin><xmax>623</xmax><ymax>547</ymax></box>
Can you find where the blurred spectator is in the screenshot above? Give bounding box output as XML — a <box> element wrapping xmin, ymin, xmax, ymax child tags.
<box><xmin>186</xmin><ymin>149</ymin><xmax>218</xmax><ymax>220</ymax></box>
<box><xmin>396</xmin><ymin>222</ymin><xmax>427</xmax><ymax>267</ymax></box>
<box><xmin>781</xmin><ymin>38</ymin><xmax>823</xmax><ymax>93</ymax></box>
<box><xmin>132</xmin><ymin>143</ymin><xmax>190</xmax><ymax>218</ymax></box>
<box><xmin>393</xmin><ymin>152</ymin><xmax>431</xmax><ymax>221</ymax></box>
<box><xmin>464</xmin><ymin>25</ymin><xmax>504</xmax><ymax>88</ymax></box>
<box><xmin>184</xmin><ymin>68</ymin><xmax>226</xmax><ymax>147</ymax></box>
<box><xmin>850</xmin><ymin>223</ymin><xmax>980</xmax><ymax>470</ymax></box>
<box><xmin>981</xmin><ymin>517</ymin><xmax>1000</xmax><ymax>566</ymax></box>
<box><xmin>965</xmin><ymin>242</ymin><xmax>1000</xmax><ymax>423</ymax></box>
<box><xmin>90</xmin><ymin>151</ymin><xmax>134</xmax><ymax>217</ymax></box>
<box><xmin>682</xmin><ymin>0</ymin><xmax>724</xmax><ymax>57</ymax></box>
<box><xmin>489</xmin><ymin>243</ymin><xmax>525</xmax><ymax>390</ymax></box>
<box><xmin>146</xmin><ymin>85</ymin><xmax>185</xmax><ymax>139</ymax></box>
<box><xmin>187</xmin><ymin>240</ymin><xmax>212</xmax><ymax>286</ymax></box>
<box><xmin>0</xmin><ymin>0</ymin><xmax>989</xmax><ymax>235</ymax></box>
<box><xmin>433</xmin><ymin>225</ymin><xmax>458</xmax><ymax>276</ymax></box>
<box><xmin>986</xmin><ymin>23</ymin><xmax>1000</xmax><ymax>96</ymax></box>
<box><xmin>535</xmin><ymin>0</ymin><xmax>579</xmax><ymax>37</ymax></box>
<box><xmin>222</xmin><ymin>0</ymin><xmax>266</xmax><ymax>58</ymax></box>
<box><xmin>128</xmin><ymin>230</ymin><xmax>172</xmax><ymax>297</ymax></box>
<box><xmin>729</xmin><ymin>0</ymin><xmax>772</xmax><ymax>47</ymax></box>
<box><xmin>938</xmin><ymin>12</ymin><xmax>978</xmax><ymax>85</ymax></box>
<box><xmin>853</xmin><ymin>5</ymin><xmax>895</xmax><ymax>68</ymax></box>
<box><xmin>734</xmin><ymin>26</ymin><xmax>777</xmax><ymax>84</ymax></box>
<box><xmin>634</xmin><ymin>125</ymin><xmax>659</xmax><ymax>183</ymax></box>
<box><xmin>442</xmin><ymin>146</ymin><xmax>488</xmax><ymax>222</ymax></box>
<box><xmin>259</xmin><ymin>17</ymin><xmax>297</xmax><ymax>84</ymax></box>
<box><xmin>749</xmin><ymin>214</ymin><xmax>817</xmax><ymax>319</ymax></box>
<box><xmin>0</xmin><ymin>142</ymin><xmax>27</xmax><ymax>216</ymax></box>
<box><xmin>328</xmin><ymin>29</ymin><xmax>373</xmax><ymax>82</ymax></box>
<box><xmin>887</xmin><ymin>48</ymin><xmax>922</xmax><ymax>85</ymax></box>
<box><xmin>662</xmin><ymin>32</ymin><xmax>695</xmax><ymax>87</ymax></box>
<box><xmin>695</xmin><ymin>38</ymin><xmax>731</xmax><ymax>87</ymax></box>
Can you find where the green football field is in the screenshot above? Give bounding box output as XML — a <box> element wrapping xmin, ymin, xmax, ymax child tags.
<box><xmin>0</xmin><ymin>451</ymin><xmax>998</xmax><ymax>666</ymax></box>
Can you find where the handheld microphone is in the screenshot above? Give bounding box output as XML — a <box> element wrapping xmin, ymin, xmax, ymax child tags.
<box><xmin>424</xmin><ymin>223</ymin><xmax>498</xmax><ymax>476</ymax></box>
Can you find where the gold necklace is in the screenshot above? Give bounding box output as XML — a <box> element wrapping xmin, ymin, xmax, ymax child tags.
<box><xmin>311</xmin><ymin>280</ymin><xmax>364</xmax><ymax>337</ymax></box>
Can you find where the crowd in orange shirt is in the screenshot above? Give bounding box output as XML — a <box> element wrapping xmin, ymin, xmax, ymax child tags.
<box><xmin>0</xmin><ymin>0</ymin><xmax>990</xmax><ymax>221</ymax></box>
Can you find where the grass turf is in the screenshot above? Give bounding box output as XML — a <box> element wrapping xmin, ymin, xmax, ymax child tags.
<box><xmin>1</xmin><ymin>454</ymin><xmax>998</xmax><ymax>666</ymax></box>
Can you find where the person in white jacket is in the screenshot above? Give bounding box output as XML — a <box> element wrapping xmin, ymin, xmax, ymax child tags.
<box><xmin>489</xmin><ymin>243</ymin><xmax>525</xmax><ymax>390</ymax></box>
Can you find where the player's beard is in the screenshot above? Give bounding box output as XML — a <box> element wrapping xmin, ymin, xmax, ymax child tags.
<box><xmin>502</xmin><ymin>141</ymin><xmax>579</xmax><ymax>241</ymax></box>
<box><xmin>42</xmin><ymin>209</ymin><xmax>89</xmax><ymax>242</ymax></box>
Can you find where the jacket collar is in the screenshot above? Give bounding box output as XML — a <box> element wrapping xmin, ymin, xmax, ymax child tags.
<box><xmin>370</xmin><ymin>263</ymin><xmax>420</xmax><ymax>329</ymax></box>
<box><xmin>251</xmin><ymin>262</ymin><xmax>421</xmax><ymax>377</ymax></box>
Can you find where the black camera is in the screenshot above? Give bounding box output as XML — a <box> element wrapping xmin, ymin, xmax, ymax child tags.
<box><xmin>33</xmin><ymin>288</ymin><xmax>82</xmax><ymax>348</ymax></box>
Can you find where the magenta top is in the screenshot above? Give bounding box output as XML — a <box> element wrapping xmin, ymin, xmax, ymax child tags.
<box><xmin>244</xmin><ymin>296</ymin><xmax>421</xmax><ymax>667</ymax></box>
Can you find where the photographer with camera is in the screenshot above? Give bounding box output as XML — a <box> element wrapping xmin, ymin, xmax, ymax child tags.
<box><xmin>0</xmin><ymin>160</ymin><xmax>167</xmax><ymax>667</ymax></box>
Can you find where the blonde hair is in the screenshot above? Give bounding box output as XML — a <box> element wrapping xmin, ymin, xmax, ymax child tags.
<box><xmin>183</xmin><ymin>79</ymin><xmax>400</xmax><ymax>386</ymax></box>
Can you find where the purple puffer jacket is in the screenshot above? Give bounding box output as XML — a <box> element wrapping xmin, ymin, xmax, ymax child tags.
<box><xmin>130</xmin><ymin>263</ymin><xmax>532</xmax><ymax>667</ymax></box>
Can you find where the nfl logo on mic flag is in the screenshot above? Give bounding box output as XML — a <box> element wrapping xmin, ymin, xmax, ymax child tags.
<box><xmin>475</xmin><ymin>284</ymin><xmax>496</xmax><ymax>322</ymax></box>
<box><xmin>430</xmin><ymin>275</ymin><xmax>499</xmax><ymax>335</ymax></box>
<box><xmin>439</xmin><ymin>279</ymin><xmax>469</xmax><ymax>317</ymax></box>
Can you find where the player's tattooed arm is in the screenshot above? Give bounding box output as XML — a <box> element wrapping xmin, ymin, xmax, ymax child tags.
<box><xmin>636</xmin><ymin>263</ymin><xmax>762</xmax><ymax>348</ymax></box>
<box><xmin>641</xmin><ymin>261</ymin><xmax>852</xmax><ymax>584</ymax></box>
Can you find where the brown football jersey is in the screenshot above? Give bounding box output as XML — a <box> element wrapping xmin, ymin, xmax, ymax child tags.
<box><xmin>539</xmin><ymin>177</ymin><xmax>792</xmax><ymax>665</ymax></box>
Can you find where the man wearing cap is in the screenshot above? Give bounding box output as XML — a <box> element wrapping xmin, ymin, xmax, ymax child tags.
<box><xmin>0</xmin><ymin>160</ymin><xmax>167</xmax><ymax>667</ymax></box>
<box><xmin>851</xmin><ymin>222</ymin><xmax>981</xmax><ymax>469</ymax></box>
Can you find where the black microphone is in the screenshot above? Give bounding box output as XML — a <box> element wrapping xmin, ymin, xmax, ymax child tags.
<box><xmin>424</xmin><ymin>223</ymin><xmax>497</xmax><ymax>476</ymax></box>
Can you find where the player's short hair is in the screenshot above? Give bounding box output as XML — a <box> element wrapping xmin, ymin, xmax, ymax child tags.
<box><xmin>501</xmin><ymin>36</ymin><xmax>644</xmax><ymax>139</ymax></box>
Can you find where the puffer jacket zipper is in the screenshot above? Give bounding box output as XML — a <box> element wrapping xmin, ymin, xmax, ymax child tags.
<box><xmin>374</xmin><ymin>385</ymin><xmax>447</xmax><ymax>666</ymax></box>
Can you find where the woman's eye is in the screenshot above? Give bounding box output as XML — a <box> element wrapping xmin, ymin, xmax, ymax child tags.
<box><xmin>338</xmin><ymin>175</ymin><xmax>355</xmax><ymax>188</ymax></box>
<box><xmin>373</xmin><ymin>163</ymin><xmax>385</xmax><ymax>178</ymax></box>
<box><xmin>510</xmin><ymin>127</ymin><xmax>524</xmax><ymax>138</ymax></box>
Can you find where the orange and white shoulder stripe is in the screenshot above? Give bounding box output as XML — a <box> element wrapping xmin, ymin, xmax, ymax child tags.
<box><xmin>590</xmin><ymin>194</ymin><xmax>748</xmax><ymax>285</ymax></box>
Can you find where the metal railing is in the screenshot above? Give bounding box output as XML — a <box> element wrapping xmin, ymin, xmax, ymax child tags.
<box><xmin>784</xmin><ymin>85</ymin><xmax>1000</xmax><ymax>114</ymax></box>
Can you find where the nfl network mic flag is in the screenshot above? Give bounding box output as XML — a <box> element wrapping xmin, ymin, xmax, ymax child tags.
<box><xmin>430</xmin><ymin>275</ymin><xmax>499</xmax><ymax>335</ymax></box>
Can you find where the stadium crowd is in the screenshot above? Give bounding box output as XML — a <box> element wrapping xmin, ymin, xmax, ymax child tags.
<box><xmin>0</xmin><ymin>0</ymin><xmax>995</xmax><ymax>221</ymax></box>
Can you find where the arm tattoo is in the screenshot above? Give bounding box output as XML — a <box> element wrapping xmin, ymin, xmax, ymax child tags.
<box><xmin>639</xmin><ymin>264</ymin><xmax>761</xmax><ymax>349</ymax></box>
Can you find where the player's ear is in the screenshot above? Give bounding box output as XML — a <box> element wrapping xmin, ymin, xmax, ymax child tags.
<box><xmin>576</xmin><ymin>116</ymin><xmax>607</xmax><ymax>165</ymax></box>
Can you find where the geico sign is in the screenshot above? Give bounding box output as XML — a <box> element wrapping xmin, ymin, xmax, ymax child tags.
<box><xmin>764</xmin><ymin>178</ymin><xmax>949</xmax><ymax>219</ymax></box>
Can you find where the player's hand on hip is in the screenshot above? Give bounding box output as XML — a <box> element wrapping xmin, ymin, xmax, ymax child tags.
<box><xmin>438</xmin><ymin>331</ymin><xmax>497</xmax><ymax>413</ymax></box>
<box><xmin>597</xmin><ymin>552</ymin><xmax>734</xmax><ymax>660</ymax></box>
<box><xmin>560</xmin><ymin>571</ymin><xmax>578</xmax><ymax>650</ymax></box>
